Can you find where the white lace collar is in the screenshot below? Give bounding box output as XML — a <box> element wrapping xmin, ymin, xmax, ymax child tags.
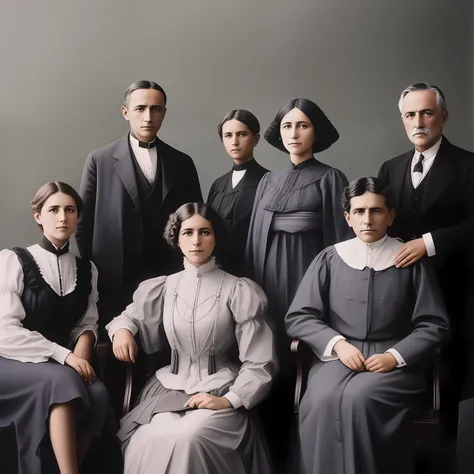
<box><xmin>334</xmin><ymin>235</ymin><xmax>404</xmax><ymax>271</ymax></box>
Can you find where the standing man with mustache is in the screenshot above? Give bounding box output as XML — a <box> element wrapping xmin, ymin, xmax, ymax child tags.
<box><xmin>76</xmin><ymin>80</ymin><xmax>202</xmax><ymax>333</ymax></box>
<box><xmin>378</xmin><ymin>82</ymin><xmax>474</xmax><ymax>453</ymax></box>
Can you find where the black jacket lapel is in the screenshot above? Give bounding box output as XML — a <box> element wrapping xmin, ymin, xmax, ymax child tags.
<box><xmin>113</xmin><ymin>135</ymin><xmax>141</xmax><ymax>211</ymax></box>
<box><xmin>420</xmin><ymin>138</ymin><xmax>455</xmax><ymax>215</ymax></box>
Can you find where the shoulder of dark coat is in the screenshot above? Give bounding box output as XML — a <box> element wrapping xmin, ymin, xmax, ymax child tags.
<box><xmin>157</xmin><ymin>139</ymin><xmax>195</xmax><ymax>165</ymax></box>
<box><xmin>87</xmin><ymin>136</ymin><xmax>124</xmax><ymax>160</ymax></box>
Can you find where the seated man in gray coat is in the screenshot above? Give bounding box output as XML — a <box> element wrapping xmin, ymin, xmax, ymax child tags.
<box><xmin>285</xmin><ymin>176</ymin><xmax>449</xmax><ymax>474</ymax></box>
<box><xmin>76</xmin><ymin>80</ymin><xmax>202</xmax><ymax>331</ymax></box>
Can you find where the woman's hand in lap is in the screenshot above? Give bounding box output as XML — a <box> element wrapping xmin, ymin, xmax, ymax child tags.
<box><xmin>184</xmin><ymin>393</ymin><xmax>233</xmax><ymax>410</ymax></box>
<box><xmin>333</xmin><ymin>340</ymin><xmax>366</xmax><ymax>372</ymax></box>
<box><xmin>365</xmin><ymin>353</ymin><xmax>398</xmax><ymax>373</ymax></box>
<box><xmin>112</xmin><ymin>329</ymin><xmax>138</xmax><ymax>363</ymax></box>
<box><xmin>65</xmin><ymin>352</ymin><xmax>96</xmax><ymax>384</ymax></box>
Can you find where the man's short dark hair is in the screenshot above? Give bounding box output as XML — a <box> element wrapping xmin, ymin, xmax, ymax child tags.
<box><xmin>123</xmin><ymin>80</ymin><xmax>167</xmax><ymax>106</ymax></box>
<box><xmin>342</xmin><ymin>177</ymin><xmax>396</xmax><ymax>213</ymax></box>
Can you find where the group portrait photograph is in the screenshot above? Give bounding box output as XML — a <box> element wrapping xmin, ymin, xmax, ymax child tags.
<box><xmin>0</xmin><ymin>1</ymin><xmax>474</xmax><ymax>473</ymax></box>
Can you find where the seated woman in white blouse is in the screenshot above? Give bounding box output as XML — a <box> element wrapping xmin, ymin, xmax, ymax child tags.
<box><xmin>0</xmin><ymin>182</ymin><xmax>110</xmax><ymax>474</ymax></box>
<box><xmin>107</xmin><ymin>202</ymin><xmax>277</xmax><ymax>474</ymax></box>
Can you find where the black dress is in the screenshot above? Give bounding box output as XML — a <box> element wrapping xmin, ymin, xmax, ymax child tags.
<box><xmin>207</xmin><ymin>158</ymin><xmax>268</xmax><ymax>276</ymax></box>
<box><xmin>246</xmin><ymin>157</ymin><xmax>351</xmax><ymax>367</ymax></box>
<box><xmin>0</xmin><ymin>245</ymin><xmax>109</xmax><ymax>474</ymax></box>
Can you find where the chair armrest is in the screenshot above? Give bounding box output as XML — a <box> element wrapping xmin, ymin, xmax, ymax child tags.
<box><xmin>291</xmin><ymin>340</ymin><xmax>304</xmax><ymax>418</ymax></box>
<box><xmin>94</xmin><ymin>340</ymin><xmax>110</xmax><ymax>381</ymax></box>
<box><xmin>432</xmin><ymin>347</ymin><xmax>441</xmax><ymax>417</ymax></box>
<box><xmin>122</xmin><ymin>363</ymin><xmax>134</xmax><ymax>417</ymax></box>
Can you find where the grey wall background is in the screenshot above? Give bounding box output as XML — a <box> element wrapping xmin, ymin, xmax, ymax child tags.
<box><xmin>0</xmin><ymin>0</ymin><xmax>472</xmax><ymax>249</ymax></box>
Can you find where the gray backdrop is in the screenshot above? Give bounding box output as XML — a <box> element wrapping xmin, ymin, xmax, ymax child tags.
<box><xmin>0</xmin><ymin>0</ymin><xmax>472</xmax><ymax>249</ymax></box>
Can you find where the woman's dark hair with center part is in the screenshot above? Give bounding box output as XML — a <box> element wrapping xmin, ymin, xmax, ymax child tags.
<box><xmin>31</xmin><ymin>181</ymin><xmax>83</xmax><ymax>229</ymax></box>
<box><xmin>342</xmin><ymin>177</ymin><xmax>396</xmax><ymax>213</ymax></box>
<box><xmin>264</xmin><ymin>98</ymin><xmax>339</xmax><ymax>154</ymax></box>
<box><xmin>164</xmin><ymin>202</ymin><xmax>228</xmax><ymax>260</ymax></box>
<box><xmin>123</xmin><ymin>80</ymin><xmax>167</xmax><ymax>106</ymax></box>
<box><xmin>217</xmin><ymin>109</ymin><xmax>260</xmax><ymax>140</ymax></box>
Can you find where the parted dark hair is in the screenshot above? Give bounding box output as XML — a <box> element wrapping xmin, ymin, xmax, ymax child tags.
<box><xmin>31</xmin><ymin>182</ymin><xmax>83</xmax><ymax>228</ymax></box>
<box><xmin>123</xmin><ymin>80</ymin><xmax>167</xmax><ymax>106</ymax></box>
<box><xmin>164</xmin><ymin>202</ymin><xmax>228</xmax><ymax>259</ymax></box>
<box><xmin>217</xmin><ymin>109</ymin><xmax>260</xmax><ymax>139</ymax></box>
<box><xmin>264</xmin><ymin>98</ymin><xmax>339</xmax><ymax>154</ymax></box>
<box><xmin>342</xmin><ymin>177</ymin><xmax>396</xmax><ymax>213</ymax></box>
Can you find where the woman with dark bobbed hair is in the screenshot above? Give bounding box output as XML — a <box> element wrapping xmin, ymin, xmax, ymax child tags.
<box><xmin>208</xmin><ymin>109</ymin><xmax>268</xmax><ymax>276</ymax></box>
<box><xmin>0</xmin><ymin>182</ymin><xmax>110</xmax><ymax>474</ymax></box>
<box><xmin>245</xmin><ymin>98</ymin><xmax>351</xmax><ymax>467</ymax></box>
<box><xmin>107</xmin><ymin>202</ymin><xmax>276</xmax><ymax>474</ymax></box>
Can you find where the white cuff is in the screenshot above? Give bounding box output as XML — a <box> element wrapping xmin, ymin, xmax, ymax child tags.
<box><xmin>51</xmin><ymin>343</ymin><xmax>72</xmax><ymax>364</ymax></box>
<box><xmin>422</xmin><ymin>233</ymin><xmax>436</xmax><ymax>257</ymax></box>
<box><xmin>386</xmin><ymin>348</ymin><xmax>407</xmax><ymax>368</ymax></box>
<box><xmin>223</xmin><ymin>391</ymin><xmax>243</xmax><ymax>409</ymax></box>
<box><xmin>321</xmin><ymin>335</ymin><xmax>346</xmax><ymax>362</ymax></box>
<box><xmin>106</xmin><ymin>319</ymin><xmax>138</xmax><ymax>341</ymax></box>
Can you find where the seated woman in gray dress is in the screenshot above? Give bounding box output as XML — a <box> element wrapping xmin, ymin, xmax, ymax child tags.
<box><xmin>0</xmin><ymin>182</ymin><xmax>109</xmax><ymax>474</ymax></box>
<box><xmin>106</xmin><ymin>202</ymin><xmax>277</xmax><ymax>474</ymax></box>
<box><xmin>285</xmin><ymin>177</ymin><xmax>450</xmax><ymax>474</ymax></box>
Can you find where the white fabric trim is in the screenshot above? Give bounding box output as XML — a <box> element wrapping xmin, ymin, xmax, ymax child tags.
<box><xmin>422</xmin><ymin>233</ymin><xmax>436</xmax><ymax>257</ymax></box>
<box><xmin>334</xmin><ymin>235</ymin><xmax>404</xmax><ymax>271</ymax></box>
<box><xmin>386</xmin><ymin>348</ymin><xmax>407</xmax><ymax>367</ymax></box>
<box><xmin>321</xmin><ymin>335</ymin><xmax>346</xmax><ymax>362</ymax></box>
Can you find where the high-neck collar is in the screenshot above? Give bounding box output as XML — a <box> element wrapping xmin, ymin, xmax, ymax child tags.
<box><xmin>39</xmin><ymin>236</ymin><xmax>70</xmax><ymax>257</ymax></box>
<box><xmin>129</xmin><ymin>132</ymin><xmax>158</xmax><ymax>149</ymax></box>
<box><xmin>355</xmin><ymin>233</ymin><xmax>388</xmax><ymax>249</ymax></box>
<box><xmin>288</xmin><ymin>156</ymin><xmax>317</xmax><ymax>170</ymax></box>
<box><xmin>233</xmin><ymin>158</ymin><xmax>255</xmax><ymax>171</ymax></box>
<box><xmin>183</xmin><ymin>257</ymin><xmax>218</xmax><ymax>275</ymax></box>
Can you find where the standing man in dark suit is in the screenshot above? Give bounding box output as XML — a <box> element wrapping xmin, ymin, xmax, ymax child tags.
<box><xmin>76</xmin><ymin>80</ymin><xmax>202</xmax><ymax>331</ymax></box>
<box><xmin>378</xmin><ymin>82</ymin><xmax>474</xmax><ymax>438</ymax></box>
<box><xmin>207</xmin><ymin>109</ymin><xmax>268</xmax><ymax>276</ymax></box>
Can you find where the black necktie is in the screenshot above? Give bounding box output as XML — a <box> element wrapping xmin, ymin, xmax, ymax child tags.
<box><xmin>131</xmin><ymin>133</ymin><xmax>158</xmax><ymax>149</ymax></box>
<box><xmin>233</xmin><ymin>158</ymin><xmax>255</xmax><ymax>171</ymax></box>
<box><xmin>40</xmin><ymin>236</ymin><xmax>69</xmax><ymax>257</ymax></box>
<box><xmin>414</xmin><ymin>154</ymin><xmax>424</xmax><ymax>174</ymax></box>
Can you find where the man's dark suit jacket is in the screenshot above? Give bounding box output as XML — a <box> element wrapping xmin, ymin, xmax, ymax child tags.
<box><xmin>207</xmin><ymin>159</ymin><xmax>268</xmax><ymax>276</ymax></box>
<box><xmin>379</xmin><ymin>137</ymin><xmax>474</xmax><ymax>397</ymax></box>
<box><xmin>378</xmin><ymin>137</ymin><xmax>474</xmax><ymax>272</ymax></box>
<box><xmin>76</xmin><ymin>134</ymin><xmax>202</xmax><ymax>323</ymax></box>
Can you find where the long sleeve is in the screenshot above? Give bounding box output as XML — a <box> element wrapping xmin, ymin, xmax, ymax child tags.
<box><xmin>106</xmin><ymin>276</ymin><xmax>168</xmax><ymax>354</ymax></box>
<box><xmin>76</xmin><ymin>152</ymin><xmax>98</xmax><ymax>260</ymax></box>
<box><xmin>224</xmin><ymin>278</ymin><xmax>277</xmax><ymax>410</ymax></box>
<box><xmin>390</xmin><ymin>260</ymin><xmax>450</xmax><ymax>365</ymax></box>
<box><xmin>69</xmin><ymin>262</ymin><xmax>99</xmax><ymax>346</ymax></box>
<box><xmin>244</xmin><ymin>172</ymin><xmax>270</xmax><ymax>278</ymax></box>
<box><xmin>320</xmin><ymin>168</ymin><xmax>352</xmax><ymax>246</ymax></box>
<box><xmin>182</xmin><ymin>154</ymin><xmax>203</xmax><ymax>203</ymax></box>
<box><xmin>285</xmin><ymin>249</ymin><xmax>343</xmax><ymax>359</ymax></box>
<box><xmin>0</xmin><ymin>250</ymin><xmax>71</xmax><ymax>364</ymax></box>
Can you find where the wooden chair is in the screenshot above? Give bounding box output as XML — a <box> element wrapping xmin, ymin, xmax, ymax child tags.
<box><xmin>291</xmin><ymin>340</ymin><xmax>442</xmax><ymax>424</ymax></box>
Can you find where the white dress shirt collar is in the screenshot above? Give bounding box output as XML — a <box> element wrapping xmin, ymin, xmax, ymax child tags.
<box><xmin>411</xmin><ymin>137</ymin><xmax>442</xmax><ymax>188</ymax></box>
<box><xmin>129</xmin><ymin>133</ymin><xmax>158</xmax><ymax>184</ymax></box>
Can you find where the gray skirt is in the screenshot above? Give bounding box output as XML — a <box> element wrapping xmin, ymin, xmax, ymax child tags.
<box><xmin>119</xmin><ymin>375</ymin><xmax>274</xmax><ymax>474</ymax></box>
<box><xmin>0</xmin><ymin>356</ymin><xmax>109</xmax><ymax>474</ymax></box>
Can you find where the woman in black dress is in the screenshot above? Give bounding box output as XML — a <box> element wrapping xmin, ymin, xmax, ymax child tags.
<box><xmin>245</xmin><ymin>98</ymin><xmax>351</xmax><ymax>469</ymax></box>
<box><xmin>0</xmin><ymin>182</ymin><xmax>109</xmax><ymax>474</ymax></box>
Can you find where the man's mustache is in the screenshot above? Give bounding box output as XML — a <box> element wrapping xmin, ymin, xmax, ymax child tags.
<box><xmin>411</xmin><ymin>127</ymin><xmax>431</xmax><ymax>137</ymax></box>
